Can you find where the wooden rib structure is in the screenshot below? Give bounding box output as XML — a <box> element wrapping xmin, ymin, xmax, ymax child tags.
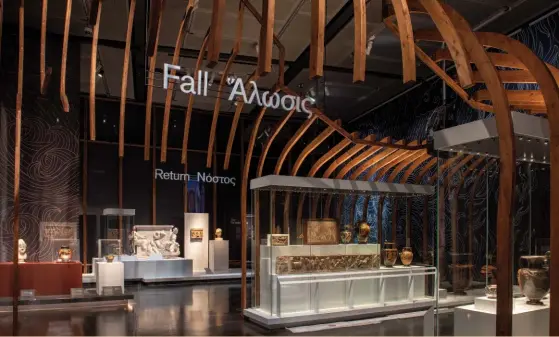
<box><xmin>60</xmin><ymin>0</ymin><xmax>72</xmax><ymax>112</ymax></box>
<box><xmin>119</xmin><ymin>0</ymin><xmax>136</xmax><ymax>158</ymax></box>
<box><xmin>181</xmin><ymin>31</ymin><xmax>209</xmax><ymax>165</ymax></box>
<box><xmin>13</xmin><ymin>1</ymin><xmax>24</xmax><ymax>332</ymax></box>
<box><xmin>89</xmin><ymin>0</ymin><xmax>103</xmax><ymax>141</ymax></box>
<box><xmin>144</xmin><ymin>0</ymin><xmax>164</xmax><ymax>160</ymax></box>
<box><xmin>310</xmin><ymin>0</ymin><xmax>325</xmax><ymax>79</ymax></box>
<box><xmin>16</xmin><ymin>2</ymin><xmax>559</xmax><ymax>331</ymax></box>
<box><xmin>353</xmin><ymin>0</ymin><xmax>366</xmax><ymax>83</ymax></box>
<box><xmin>207</xmin><ymin>0</ymin><xmax>226</xmax><ymax>68</ymax></box>
<box><xmin>207</xmin><ymin>2</ymin><xmax>245</xmax><ymax>167</ymax></box>
<box><xmin>40</xmin><ymin>0</ymin><xmax>51</xmax><ymax>95</ymax></box>
<box><xmin>161</xmin><ymin>1</ymin><xmax>195</xmax><ymax>162</ymax></box>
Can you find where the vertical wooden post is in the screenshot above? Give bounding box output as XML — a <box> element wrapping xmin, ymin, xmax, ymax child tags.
<box><xmin>82</xmin><ymin>104</ymin><xmax>88</xmax><ymax>273</ymax></box>
<box><xmin>310</xmin><ymin>0</ymin><xmax>325</xmax><ymax>79</ymax></box>
<box><xmin>422</xmin><ymin>197</ymin><xmax>428</xmax><ymax>263</ymax></box>
<box><xmin>406</xmin><ymin>198</ymin><xmax>411</xmax><ymax>246</ymax></box>
<box><xmin>119</xmin><ymin>0</ymin><xmax>136</xmax><ymax>158</ymax></box>
<box><xmin>151</xmin><ymin>108</ymin><xmax>156</xmax><ymax>225</ymax></box>
<box><xmin>451</xmin><ymin>190</ymin><xmax>458</xmax><ymax>292</ymax></box>
<box><xmin>207</xmin><ymin>0</ymin><xmax>225</xmax><ymax>68</ymax></box>
<box><xmin>60</xmin><ymin>0</ymin><xmax>72</xmax><ymax>112</ymax></box>
<box><xmin>183</xmin><ymin>160</ymin><xmax>188</xmax><ymax>214</ymax></box>
<box><xmin>13</xmin><ymin>2</ymin><xmax>24</xmax><ymax>334</ymax></box>
<box><xmin>353</xmin><ymin>0</ymin><xmax>366</xmax><ymax>83</ymax></box>
<box><xmin>391</xmin><ymin>198</ymin><xmax>398</xmax><ymax>243</ymax></box>
<box><xmin>258</xmin><ymin>0</ymin><xmax>275</xmax><ymax>75</ymax></box>
<box><xmin>438</xmin><ymin>186</ymin><xmax>445</xmax><ymax>280</ymax></box>
<box><xmin>378</xmin><ymin>196</ymin><xmax>384</xmax><ymax>264</ymax></box>
<box><xmin>118</xmin><ymin>156</ymin><xmax>123</xmax><ymax>241</ymax></box>
<box><xmin>212</xmin><ymin>142</ymin><xmax>217</xmax><ymax>237</ymax></box>
<box><xmin>89</xmin><ymin>0</ymin><xmax>102</xmax><ymax>140</ymax></box>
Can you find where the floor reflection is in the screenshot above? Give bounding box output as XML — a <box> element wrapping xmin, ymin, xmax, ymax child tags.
<box><xmin>0</xmin><ymin>283</ymin><xmax>454</xmax><ymax>336</ymax></box>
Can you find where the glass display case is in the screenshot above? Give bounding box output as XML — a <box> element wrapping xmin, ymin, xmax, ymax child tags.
<box><xmin>246</xmin><ymin>175</ymin><xmax>437</xmax><ymax>329</ymax></box>
<box><xmin>102</xmin><ymin>208</ymin><xmax>135</xmax><ymax>254</ymax></box>
<box><xmin>433</xmin><ymin>112</ymin><xmax>551</xmax><ymax>335</ymax></box>
<box><xmin>98</xmin><ymin>239</ymin><xmax>122</xmax><ymax>259</ymax></box>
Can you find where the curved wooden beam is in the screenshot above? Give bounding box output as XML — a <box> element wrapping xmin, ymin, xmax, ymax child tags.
<box><xmin>391</xmin><ymin>0</ymin><xmax>416</xmax><ymax>83</ymax></box>
<box><xmin>351</xmin><ymin>147</ymin><xmax>399</xmax><ymax>180</ymax></box>
<box><xmin>292</xmin><ymin>121</ymin><xmax>339</xmax><ymax>175</ymax></box>
<box><xmin>181</xmin><ymin>31</ymin><xmax>210</xmax><ymax>165</ymax></box>
<box><xmin>442</xmin><ymin>8</ymin><xmax>515</xmax><ymax>334</ymax></box>
<box><xmin>402</xmin><ymin>154</ymin><xmax>434</xmax><ymax>183</ymax></box>
<box><xmin>283</xmin><ymin>87</ymin><xmax>427</xmax><ymax>151</ymax></box>
<box><xmin>274</xmin><ymin>116</ymin><xmax>318</xmax><ymax>175</ymax></box>
<box><xmin>256</xmin><ymin>110</ymin><xmax>296</xmax><ymax>177</ymax></box>
<box><xmin>433</xmin><ymin>48</ymin><xmax>526</xmax><ymax>69</ymax></box>
<box><xmin>335</xmin><ymin>137</ymin><xmax>388</xmax><ymax>179</ymax></box>
<box><xmin>223</xmin><ymin>71</ymin><xmax>259</xmax><ymax>169</ymax></box>
<box><xmin>241</xmin><ymin>104</ymin><xmax>271</xmax><ymax>310</ymax></box>
<box><xmin>323</xmin><ymin>135</ymin><xmax>375</xmax><ymax>217</ymax></box>
<box><xmin>40</xmin><ymin>0</ymin><xmax>51</xmax><ymax>95</ymax></box>
<box><xmin>360</xmin><ymin>149</ymin><xmax>410</xmax><ymax>217</ymax></box>
<box><xmin>144</xmin><ymin>0</ymin><xmax>164</xmax><ymax>160</ymax></box>
<box><xmin>89</xmin><ymin>0</ymin><xmax>103</xmax><ymax>141</ymax></box>
<box><xmin>161</xmin><ymin>1</ymin><xmax>195</xmax><ymax>162</ymax></box>
<box><xmin>474</xmin><ymin>31</ymin><xmax>559</xmax><ymax>335</ymax></box>
<box><xmin>207</xmin><ymin>2</ymin><xmax>245</xmax><ymax>167</ymax></box>
<box><xmin>309</xmin><ymin>134</ymin><xmax>355</xmax><ymax>177</ymax></box>
<box><xmin>306</xmin><ymin>134</ymin><xmax>356</xmax><ymax>220</ymax></box>
<box><xmin>418</xmin><ymin>0</ymin><xmax>473</xmax><ymax>88</ymax></box>
<box><xmin>289</xmin><ymin>123</ymin><xmax>338</xmax><ymax>236</ymax></box>
<box><xmin>60</xmin><ymin>0</ymin><xmax>72</xmax><ymax>112</ymax></box>
<box><xmin>384</xmin><ymin>19</ymin><xmax>494</xmax><ymax>114</ymax></box>
<box><xmin>119</xmin><ymin>0</ymin><xmax>136</xmax><ymax>158</ymax></box>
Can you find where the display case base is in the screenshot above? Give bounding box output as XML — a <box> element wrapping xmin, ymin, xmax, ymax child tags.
<box><xmin>0</xmin><ymin>293</ymin><xmax>133</xmax><ymax>313</ymax></box>
<box><xmin>120</xmin><ymin>257</ymin><xmax>193</xmax><ymax>281</ymax></box>
<box><xmin>244</xmin><ymin>298</ymin><xmax>436</xmax><ymax>329</ymax></box>
<box><xmin>454</xmin><ymin>297</ymin><xmax>549</xmax><ymax>336</ymax></box>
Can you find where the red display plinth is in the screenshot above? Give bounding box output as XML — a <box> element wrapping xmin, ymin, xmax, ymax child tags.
<box><xmin>0</xmin><ymin>262</ymin><xmax>82</xmax><ymax>297</ymax></box>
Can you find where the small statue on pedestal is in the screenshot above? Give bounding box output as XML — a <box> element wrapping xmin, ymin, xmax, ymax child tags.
<box><xmin>215</xmin><ymin>228</ymin><xmax>223</xmax><ymax>241</ymax></box>
<box><xmin>18</xmin><ymin>239</ymin><xmax>27</xmax><ymax>263</ymax></box>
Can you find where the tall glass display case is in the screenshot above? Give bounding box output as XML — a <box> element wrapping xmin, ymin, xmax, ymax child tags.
<box><xmin>102</xmin><ymin>208</ymin><xmax>135</xmax><ymax>254</ymax></box>
<box><xmin>245</xmin><ymin>175</ymin><xmax>437</xmax><ymax>329</ymax></box>
<box><xmin>434</xmin><ymin>112</ymin><xmax>551</xmax><ymax>335</ymax></box>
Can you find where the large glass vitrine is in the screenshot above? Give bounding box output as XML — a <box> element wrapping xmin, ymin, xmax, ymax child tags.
<box><xmin>246</xmin><ymin>175</ymin><xmax>437</xmax><ymax>330</ymax></box>
<box><xmin>434</xmin><ymin>112</ymin><xmax>551</xmax><ymax>336</ymax></box>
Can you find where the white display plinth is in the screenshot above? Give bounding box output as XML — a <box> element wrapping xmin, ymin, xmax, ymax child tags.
<box><xmin>184</xmin><ymin>213</ymin><xmax>209</xmax><ymax>272</ymax></box>
<box><xmin>257</xmin><ymin>244</ymin><xmax>434</xmax><ymax>318</ymax></box>
<box><xmin>454</xmin><ymin>297</ymin><xmax>549</xmax><ymax>336</ymax></box>
<box><xmin>96</xmin><ymin>261</ymin><xmax>124</xmax><ymax>295</ymax></box>
<box><xmin>209</xmin><ymin>240</ymin><xmax>229</xmax><ymax>272</ymax></box>
<box><xmin>474</xmin><ymin>296</ymin><xmax>516</xmax><ymax>312</ymax></box>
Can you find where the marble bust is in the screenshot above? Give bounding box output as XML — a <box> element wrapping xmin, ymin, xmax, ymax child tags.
<box><xmin>18</xmin><ymin>239</ymin><xmax>27</xmax><ymax>263</ymax></box>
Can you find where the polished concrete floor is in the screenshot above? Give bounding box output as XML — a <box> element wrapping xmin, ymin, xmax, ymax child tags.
<box><xmin>0</xmin><ymin>283</ymin><xmax>455</xmax><ymax>336</ymax></box>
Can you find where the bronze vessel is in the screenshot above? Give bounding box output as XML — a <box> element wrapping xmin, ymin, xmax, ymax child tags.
<box><xmin>341</xmin><ymin>225</ymin><xmax>353</xmax><ymax>244</ymax></box>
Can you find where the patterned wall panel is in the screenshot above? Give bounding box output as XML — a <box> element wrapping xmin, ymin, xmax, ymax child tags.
<box><xmin>0</xmin><ymin>31</ymin><xmax>81</xmax><ymax>262</ymax></box>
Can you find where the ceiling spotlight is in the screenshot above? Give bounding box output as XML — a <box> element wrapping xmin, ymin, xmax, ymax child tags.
<box><xmin>97</xmin><ymin>68</ymin><xmax>104</xmax><ymax>78</ymax></box>
<box><xmin>306</xmin><ymin>96</ymin><xmax>316</xmax><ymax>104</ymax></box>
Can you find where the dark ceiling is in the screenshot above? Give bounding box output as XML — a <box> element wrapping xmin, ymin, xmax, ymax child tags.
<box><xmin>4</xmin><ymin>0</ymin><xmax>559</xmax><ymax>125</ymax></box>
